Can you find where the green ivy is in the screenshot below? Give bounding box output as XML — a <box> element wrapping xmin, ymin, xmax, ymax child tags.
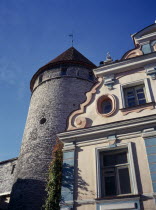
<box><xmin>43</xmin><ymin>140</ymin><xmax>63</xmax><ymax>210</ymax></box>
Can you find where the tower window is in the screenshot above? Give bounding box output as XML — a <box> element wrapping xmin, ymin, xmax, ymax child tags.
<box><xmin>88</xmin><ymin>71</ymin><xmax>94</xmax><ymax>80</ymax></box>
<box><xmin>40</xmin><ymin>118</ymin><xmax>46</xmax><ymax>124</ymax></box>
<box><xmin>76</xmin><ymin>70</ymin><xmax>79</xmax><ymax>76</ymax></box>
<box><xmin>38</xmin><ymin>75</ymin><xmax>43</xmax><ymax>84</ymax></box>
<box><xmin>61</xmin><ymin>67</ymin><xmax>67</xmax><ymax>76</ymax></box>
<box><xmin>11</xmin><ymin>164</ymin><xmax>16</xmax><ymax>174</ymax></box>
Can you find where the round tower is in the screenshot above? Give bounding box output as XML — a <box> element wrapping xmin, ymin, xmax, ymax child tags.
<box><xmin>9</xmin><ymin>47</ymin><xmax>96</xmax><ymax>210</ymax></box>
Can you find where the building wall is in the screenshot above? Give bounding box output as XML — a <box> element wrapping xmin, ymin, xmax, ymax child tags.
<box><xmin>75</xmin><ymin>67</ymin><xmax>156</xmax><ymax>127</ymax></box>
<box><xmin>0</xmin><ymin>158</ymin><xmax>17</xmax><ymax>210</ymax></box>
<box><xmin>9</xmin><ymin>66</ymin><xmax>95</xmax><ymax>210</ymax></box>
<box><xmin>60</xmin><ymin>130</ymin><xmax>156</xmax><ymax>210</ymax></box>
<box><xmin>0</xmin><ymin>158</ymin><xmax>17</xmax><ymax>194</ymax></box>
<box><xmin>75</xmin><ymin>136</ymin><xmax>152</xmax><ymax>199</ymax></box>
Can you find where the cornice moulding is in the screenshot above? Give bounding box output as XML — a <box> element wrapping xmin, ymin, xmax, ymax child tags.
<box><xmin>57</xmin><ymin>114</ymin><xmax>156</xmax><ymax>143</ymax></box>
<box><xmin>94</xmin><ymin>53</ymin><xmax>156</xmax><ymax>77</ymax></box>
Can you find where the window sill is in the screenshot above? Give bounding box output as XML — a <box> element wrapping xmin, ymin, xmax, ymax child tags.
<box><xmin>95</xmin><ymin>193</ymin><xmax>141</xmax><ymax>201</ymax></box>
<box><xmin>120</xmin><ymin>102</ymin><xmax>155</xmax><ymax>116</ymax></box>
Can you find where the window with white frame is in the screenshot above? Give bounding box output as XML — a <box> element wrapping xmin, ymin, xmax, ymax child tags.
<box><xmin>141</xmin><ymin>40</ymin><xmax>156</xmax><ymax>54</ymax></box>
<box><xmin>96</xmin><ymin>143</ymin><xmax>138</xmax><ymax>198</ymax></box>
<box><xmin>124</xmin><ymin>84</ymin><xmax>146</xmax><ymax>108</ymax></box>
<box><xmin>120</xmin><ymin>79</ymin><xmax>152</xmax><ymax>109</ymax></box>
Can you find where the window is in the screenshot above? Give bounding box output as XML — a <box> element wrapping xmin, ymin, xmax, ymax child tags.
<box><xmin>96</xmin><ymin>143</ymin><xmax>138</xmax><ymax>198</ymax></box>
<box><xmin>151</xmin><ymin>40</ymin><xmax>156</xmax><ymax>52</ymax></box>
<box><xmin>124</xmin><ymin>85</ymin><xmax>146</xmax><ymax>108</ymax></box>
<box><xmin>11</xmin><ymin>164</ymin><xmax>16</xmax><ymax>174</ymax></box>
<box><xmin>61</xmin><ymin>67</ymin><xmax>67</xmax><ymax>76</ymax></box>
<box><xmin>141</xmin><ymin>40</ymin><xmax>156</xmax><ymax>54</ymax></box>
<box><xmin>38</xmin><ymin>74</ymin><xmax>43</xmax><ymax>84</ymax></box>
<box><xmin>142</xmin><ymin>44</ymin><xmax>151</xmax><ymax>54</ymax></box>
<box><xmin>100</xmin><ymin>148</ymin><xmax>131</xmax><ymax>197</ymax></box>
<box><xmin>88</xmin><ymin>71</ymin><xmax>94</xmax><ymax>81</ymax></box>
<box><xmin>101</xmin><ymin>99</ymin><xmax>112</xmax><ymax>114</ymax></box>
<box><xmin>96</xmin><ymin>94</ymin><xmax>116</xmax><ymax>117</ymax></box>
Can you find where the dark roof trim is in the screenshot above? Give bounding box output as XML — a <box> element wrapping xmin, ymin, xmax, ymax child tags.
<box><xmin>132</xmin><ymin>23</ymin><xmax>156</xmax><ymax>45</ymax></box>
<box><xmin>0</xmin><ymin>157</ymin><xmax>18</xmax><ymax>164</ymax></box>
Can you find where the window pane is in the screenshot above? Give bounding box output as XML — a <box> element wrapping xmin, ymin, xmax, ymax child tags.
<box><xmin>137</xmin><ymin>93</ymin><xmax>145</xmax><ymax>99</ymax></box>
<box><xmin>103</xmin><ymin>154</ymin><xmax>116</xmax><ymax>166</ymax></box>
<box><xmin>142</xmin><ymin>44</ymin><xmax>151</xmax><ymax>54</ymax></box>
<box><xmin>127</xmin><ymin>90</ymin><xmax>134</xmax><ymax>96</ymax></box>
<box><xmin>138</xmin><ymin>99</ymin><xmax>146</xmax><ymax>105</ymax></box>
<box><xmin>127</xmin><ymin>99</ymin><xmax>136</xmax><ymax>107</ymax></box>
<box><xmin>124</xmin><ymin>88</ymin><xmax>136</xmax><ymax>107</ymax></box>
<box><xmin>136</xmin><ymin>87</ymin><xmax>144</xmax><ymax>93</ymax></box>
<box><xmin>116</xmin><ymin>152</ymin><xmax>127</xmax><ymax>165</ymax></box>
<box><xmin>118</xmin><ymin>168</ymin><xmax>131</xmax><ymax>194</ymax></box>
<box><xmin>103</xmin><ymin>150</ymin><xmax>128</xmax><ymax>166</ymax></box>
<box><xmin>105</xmin><ymin>176</ymin><xmax>116</xmax><ymax>196</ymax></box>
<box><xmin>102</xmin><ymin>99</ymin><xmax>112</xmax><ymax>114</ymax></box>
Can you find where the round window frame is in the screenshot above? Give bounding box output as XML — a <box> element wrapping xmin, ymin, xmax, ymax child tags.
<box><xmin>96</xmin><ymin>94</ymin><xmax>116</xmax><ymax>117</ymax></box>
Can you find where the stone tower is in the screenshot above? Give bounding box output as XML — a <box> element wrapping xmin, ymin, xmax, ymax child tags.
<box><xmin>9</xmin><ymin>47</ymin><xmax>96</xmax><ymax>210</ymax></box>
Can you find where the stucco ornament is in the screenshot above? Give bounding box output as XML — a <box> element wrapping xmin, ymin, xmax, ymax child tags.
<box><xmin>67</xmin><ymin>77</ymin><xmax>103</xmax><ymax>130</ymax></box>
<box><xmin>122</xmin><ymin>44</ymin><xmax>143</xmax><ymax>59</ymax></box>
<box><xmin>75</xmin><ymin>117</ymin><xmax>87</xmax><ymax>129</ymax></box>
<box><xmin>96</xmin><ymin>94</ymin><xmax>116</xmax><ymax>117</ymax></box>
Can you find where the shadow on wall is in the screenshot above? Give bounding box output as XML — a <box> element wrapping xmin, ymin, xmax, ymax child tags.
<box><xmin>74</xmin><ymin>147</ymin><xmax>95</xmax><ymax>200</ymax></box>
<box><xmin>61</xmin><ymin>147</ymin><xmax>95</xmax><ymax>205</ymax></box>
<box><xmin>8</xmin><ymin>178</ymin><xmax>46</xmax><ymax>210</ymax></box>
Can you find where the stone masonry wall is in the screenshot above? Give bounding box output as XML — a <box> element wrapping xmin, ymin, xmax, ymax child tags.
<box><xmin>0</xmin><ymin>158</ymin><xmax>17</xmax><ymax>194</ymax></box>
<box><xmin>9</xmin><ymin>66</ymin><xmax>95</xmax><ymax>210</ymax></box>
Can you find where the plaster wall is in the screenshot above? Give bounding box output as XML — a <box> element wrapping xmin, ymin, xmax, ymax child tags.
<box><xmin>77</xmin><ymin>67</ymin><xmax>156</xmax><ymax>127</ymax></box>
<box><xmin>74</xmin><ymin>135</ymin><xmax>154</xmax><ymax>209</ymax></box>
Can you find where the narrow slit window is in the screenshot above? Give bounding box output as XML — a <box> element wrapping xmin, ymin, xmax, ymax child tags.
<box><xmin>11</xmin><ymin>164</ymin><xmax>16</xmax><ymax>174</ymax></box>
<box><xmin>61</xmin><ymin>67</ymin><xmax>67</xmax><ymax>76</ymax></box>
<box><xmin>38</xmin><ymin>75</ymin><xmax>43</xmax><ymax>84</ymax></box>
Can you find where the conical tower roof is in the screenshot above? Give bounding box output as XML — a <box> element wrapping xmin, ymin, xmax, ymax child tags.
<box><xmin>30</xmin><ymin>47</ymin><xmax>96</xmax><ymax>90</ymax></box>
<box><xmin>46</xmin><ymin>47</ymin><xmax>96</xmax><ymax>68</ymax></box>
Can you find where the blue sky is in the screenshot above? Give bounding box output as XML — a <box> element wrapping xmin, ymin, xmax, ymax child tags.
<box><xmin>0</xmin><ymin>0</ymin><xmax>156</xmax><ymax>161</ymax></box>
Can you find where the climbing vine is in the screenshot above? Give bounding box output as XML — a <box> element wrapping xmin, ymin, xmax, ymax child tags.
<box><xmin>43</xmin><ymin>139</ymin><xmax>63</xmax><ymax>210</ymax></box>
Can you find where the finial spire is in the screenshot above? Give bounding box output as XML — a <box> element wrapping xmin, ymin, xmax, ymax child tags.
<box><xmin>106</xmin><ymin>52</ymin><xmax>113</xmax><ymax>62</ymax></box>
<box><xmin>69</xmin><ymin>33</ymin><xmax>74</xmax><ymax>47</ymax></box>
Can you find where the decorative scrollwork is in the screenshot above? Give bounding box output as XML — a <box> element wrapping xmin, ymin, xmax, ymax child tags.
<box><xmin>67</xmin><ymin>77</ymin><xmax>103</xmax><ymax>130</ymax></box>
<box><xmin>75</xmin><ymin>117</ymin><xmax>87</xmax><ymax>129</ymax></box>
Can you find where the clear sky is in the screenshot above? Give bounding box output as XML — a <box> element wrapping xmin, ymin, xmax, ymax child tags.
<box><xmin>0</xmin><ymin>0</ymin><xmax>156</xmax><ymax>161</ymax></box>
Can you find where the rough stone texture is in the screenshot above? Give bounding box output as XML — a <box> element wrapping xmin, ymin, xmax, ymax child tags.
<box><xmin>9</xmin><ymin>65</ymin><xmax>95</xmax><ymax>210</ymax></box>
<box><xmin>0</xmin><ymin>158</ymin><xmax>17</xmax><ymax>194</ymax></box>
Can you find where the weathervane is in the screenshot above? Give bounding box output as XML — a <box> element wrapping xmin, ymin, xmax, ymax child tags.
<box><xmin>69</xmin><ymin>33</ymin><xmax>74</xmax><ymax>47</ymax></box>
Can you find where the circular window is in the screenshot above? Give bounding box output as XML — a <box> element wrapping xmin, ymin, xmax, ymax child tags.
<box><xmin>40</xmin><ymin>118</ymin><xmax>46</xmax><ymax>124</ymax></box>
<box><xmin>96</xmin><ymin>94</ymin><xmax>116</xmax><ymax>117</ymax></box>
<box><xmin>101</xmin><ymin>99</ymin><xmax>112</xmax><ymax>114</ymax></box>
